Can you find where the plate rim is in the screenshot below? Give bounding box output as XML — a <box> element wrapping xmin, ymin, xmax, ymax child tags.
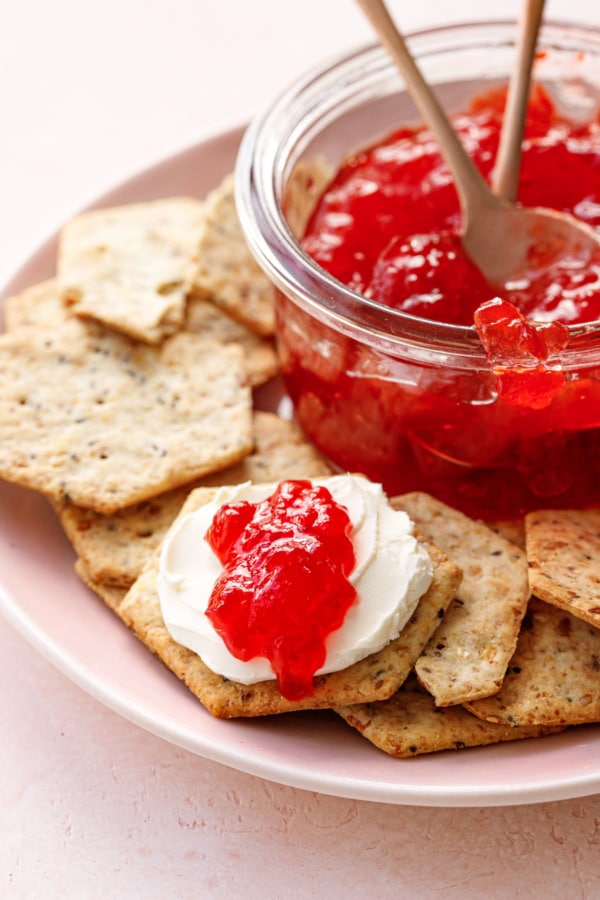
<box><xmin>1</xmin><ymin>123</ymin><xmax>599</xmax><ymax>808</ymax></box>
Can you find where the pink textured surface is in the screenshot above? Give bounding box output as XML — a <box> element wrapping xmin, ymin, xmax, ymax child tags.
<box><xmin>1</xmin><ymin>1</ymin><xmax>600</xmax><ymax>894</ymax></box>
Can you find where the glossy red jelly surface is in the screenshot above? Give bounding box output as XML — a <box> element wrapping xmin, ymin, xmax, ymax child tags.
<box><xmin>302</xmin><ymin>86</ymin><xmax>600</xmax><ymax>326</ymax></box>
<box><xmin>205</xmin><ymin>480</ymin><xmax>357</xmax><ymax>700</ymax></box>
<box><xmin>277</xmin><ymin>88</ymin><xmax>600</xmax><ymax>519</ymax></box>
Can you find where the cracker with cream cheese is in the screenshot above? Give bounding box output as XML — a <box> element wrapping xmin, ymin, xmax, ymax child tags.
<box><xmin>117</xmin><ymin>486</ymin><xmax>461</xmax><ymax>717</ymax></box>
<box><xmin>392</xmin><ymin>492</ymin><xmax>530</xmax><ymax>706</ymax></box>
<box><xmin>58</xmin><ymin>198</ymin><xmax>204</xmax><ymax>344</ymax></box>
<box><xmin>59</xmin><ymin>411</ymin><xmax>332</xmax><ymax>589</ymax></box>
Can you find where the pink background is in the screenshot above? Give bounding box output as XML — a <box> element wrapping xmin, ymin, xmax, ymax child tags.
<box><xmin>1</xmin><ymin>1</ymin><xmax>600</xmax><ymax>895</ymax></box>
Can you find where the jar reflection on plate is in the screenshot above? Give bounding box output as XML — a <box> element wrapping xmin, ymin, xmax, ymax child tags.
<box><xmin>236</xmin><ymin>20</ymin><xmax>600</xmax><ymax>520</ymax></box>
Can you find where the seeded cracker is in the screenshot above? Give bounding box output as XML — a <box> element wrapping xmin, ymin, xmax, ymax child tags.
<box><xmin>59</xmin><ymin>411</ymin><xmax>333</xmax><ymax>588</ymax></box>
<box><xmin>2</xmin><ymin>279</ymin><xmax>73</xmax><ymax>334</ymax></box>
<box><xmin>192</xmin><ymin>174</ymin><xmax>275</xmax><ymax>336</ymax></box>
<box><xmin>487</xmin><ymin>518</ymin><xmax>526</xmax><ymax>551</ymax></box>
<box><xmin>75</xmin><ymin>559</ymin><xmax>127</xmax><ymax>615</ymax></box>
<box><xmin>464</xmin><ymin>598</ymin><xmax>600</xmax><ymax>727</ymax></box>
<box><xmin>58</xmin><ymin>198</ymin><xmax>204</xmax><ymax>344</ymax></box>
<box><xmin>392</xmin><ymin>493</ymin><xmax>530</xmax><ymax>706</ymax></box>
<box><xmin>336</xmin><ymin>674</ymin><xmax>561</xmax><ymax>757</ymax></box>
<box><xmin>525</xmin><ymin>508</ymin><xmax>600</xmax><ymax>629</ymax></box>
<box><xmin>0</xmin><ymin>327</ymin><xmax>252</xmax><ymax>513</ymax></box>
<box><xmin>184</xmin><ymin>296</ymin><xmax>278</xmax><ymax>388</ymax></box>
<box><xmin>118</xmin><ymin>489</ymin><xmax>461</xmax><ymax>717</ymax></box>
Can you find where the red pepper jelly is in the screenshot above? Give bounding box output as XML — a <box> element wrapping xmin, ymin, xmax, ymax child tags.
<box><xmin>275</xmin><ymin>86</ymin><xmax>600</xmax><ymax>519</ymax></box>
<box><xmin>204</xmin><ymin>480</ymin><xmax>357</xmax><ymax>700</ymax></box>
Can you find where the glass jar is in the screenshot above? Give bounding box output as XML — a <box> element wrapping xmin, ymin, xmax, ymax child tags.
<box><xmin>236</xmin><ymin>20</ymin><xmax>600</xmax><ymax>519</ymax></box>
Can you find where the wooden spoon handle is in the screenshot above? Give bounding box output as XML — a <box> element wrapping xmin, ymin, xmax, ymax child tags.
<box><xmin>353</xmin><ymin>0</ymin><xmax>495</xmax><ymax>226</ymax></box>
<box><xmin>492</xmin><ymin>0</ymin><xmax>546</xmax><ymax>202</ymax></box>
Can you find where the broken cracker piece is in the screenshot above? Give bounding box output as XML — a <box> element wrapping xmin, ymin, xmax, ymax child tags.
<box><xmin>337</xmin><ymin>674</ymin><xmax>562</xmax><ymax>758</ymax></box>
<box><xmin>392</xmin><ymin>492</ymin><xmax>530</xmax><ymax>706</ymax></box>
<box><xmin>464</xmin><ymin>597</ymin><xmax>600</xmax><ymax>728</ymax></box>
<box><xmin>525</xmin><ymin>507</ymin><xmax>600</xmax><ymax>629</ymax></box>
<box><xmin>58</xmin><ymin>198</ymin><xmax>204</xmax><ymax>343</ymax></box>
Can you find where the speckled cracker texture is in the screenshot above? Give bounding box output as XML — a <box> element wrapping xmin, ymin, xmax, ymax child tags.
<box><xmin>392</xmin><ymin>493</ymin><xmax>530</xmax><ymax>706</ymax></box>
<box><xmin>2</xmin><ymin>279</ymin><xmax>73</xmax><ymax>334</ymax></box>
<box><xmin>58</xmin><ymin>198</ymin><xmax>204</xmax><ymax>343</ymax></box>
<box><xmin>59</xmin><ymin>411</ymin><xmax>332</xmax><ymax>588</ymax></box>
<box><xmin>184</xmin><ymin>295</ymin><xmax>278</xmax><ymax>387</ymax></box>
<box><xmin>117</xmin><ymin>489</ymin><xmax>462</xmax><ymax>718</ymax></box>
<box><xmin>192</xmin><ymin>174</ymin><xmax>275</xmax><ymax>336</ymax></box>
<box><xmin>336</xmin><ymin>674</ymin><xmax>562</xmax><ymax>758</ymax></box>
<box><xmin>525</xmin><ymin>508</ymin><xmax>600</xmax><ymax>629</ymax></box>
<box><xmin>464</xmin><ymin>598</ymin><xmax>600</xmax><ymax>728</ymax></box>
<box><xmin>0</xmin><ymin>327</ymin><xmax>252</xmax><ymax>513</ymax></box>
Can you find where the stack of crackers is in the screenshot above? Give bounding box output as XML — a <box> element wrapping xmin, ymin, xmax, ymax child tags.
<box><xmin>1</xmin><ymin>170</ymin><xmax>598</xmax><ymax>759</ymax></box>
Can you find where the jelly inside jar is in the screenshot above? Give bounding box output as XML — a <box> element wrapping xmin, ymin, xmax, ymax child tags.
<box><xmin>278</xmin><ymin>86</ymin><xmax>600</xmax><ymax>519</ymax></box>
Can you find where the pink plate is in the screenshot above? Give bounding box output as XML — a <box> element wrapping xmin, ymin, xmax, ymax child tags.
<box><xmin>1</xmin><ymin>126</ymin><xmax>599</xmax><ymax>807</ymax></box>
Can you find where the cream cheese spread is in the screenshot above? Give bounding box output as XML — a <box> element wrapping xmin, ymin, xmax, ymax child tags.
<box><xmin>157</xmin><ymin>474</ymin><xmax>433</xmax><ymax>685</ymax></box>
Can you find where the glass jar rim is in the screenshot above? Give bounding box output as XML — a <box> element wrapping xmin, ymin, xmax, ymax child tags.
<box><xmin>235</xmin><ymin>18</ymin><xmax>600</xmax><ymax>367</ymax></box>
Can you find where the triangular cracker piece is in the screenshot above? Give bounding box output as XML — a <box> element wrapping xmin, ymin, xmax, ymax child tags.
<box><xmin>525</xmin><ymin>508</ymin><xmax>600</xmax><ymax>629</ymax></box>
<box><xmin>58</xmin><ymin>198</ymin><xmax>204</xmax><ymax>343</ymax></box>
<box><xmin>464</xmin><ymin>598</ymin><xmax>600</xmax><ymax>727</ymax></box>
<box><xmin>337</xmin><ymin>674</ymin><xmax>562</xmax><ymax>758</ymax></box>
<box><xmin>58</xmin><ymin>411</ymin><xmax>332</xmax><ymax>588</ymax></box>
<box><xmin>118</xmin><ymin>490</ymin><xmax>461</xmax><ymax>718</ymax></box>
<box><xmin>0</xmin><ymin>327</ymin><xmax>252</xmax><ymax>513</ymax></box>
<box><xmin>392</xmin><ymin>493</ymin><xmax>530</xmax><ymax>706</ymax></box>
<box><xmin>192</xmin><ymin>174</ymin><xmax>275</xmax><ymax>336</ymax></box>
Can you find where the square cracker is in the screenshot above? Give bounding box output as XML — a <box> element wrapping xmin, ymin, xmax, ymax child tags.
<box><xmin>118</xmin><ymin>488</ymin><xmax>462</xmax><ymax>718</ymax></box>
<box><xmin>192</xmin><ymin>174</ymin><xmax>275</xmax><ymax>337</ymax></box>
<box><xmin>0</xmin><ymin>326</ymin><xmax>252</xmax><ymax>513</ymax></box>
<box><xmin>58</xmin><ymin>411</ymin><xmax>333</xmax><ymax>589</ymax></box>
<box><xmin>525</xmin><ymin>508</ymin><xmax>600</xmax><ymax>629</ymax></box>
<box><xmin>392</xmin><ymin>493</ymin><xmax>530</xmax><ymax>706</ymax></box>
<box><xmin>58</xmin><ymin>198</ymin><xmax>204</xmax><ymax>344</ymax></box>
<box><xmin>464</xmin><ymin>598</ymin><xmax>600</xmax><ymax>727</ymax></box>
<box><xmin>336</xmin><ymin>674</ymin><xmax>562</xmax><ymax>758</ymax></box>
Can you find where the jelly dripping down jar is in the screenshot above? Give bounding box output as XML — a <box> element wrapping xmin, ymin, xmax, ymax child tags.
<box><xmin>236</xmin><ymin>20</ymin><xmax>600</xmax><ymax>520</ymax></box>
